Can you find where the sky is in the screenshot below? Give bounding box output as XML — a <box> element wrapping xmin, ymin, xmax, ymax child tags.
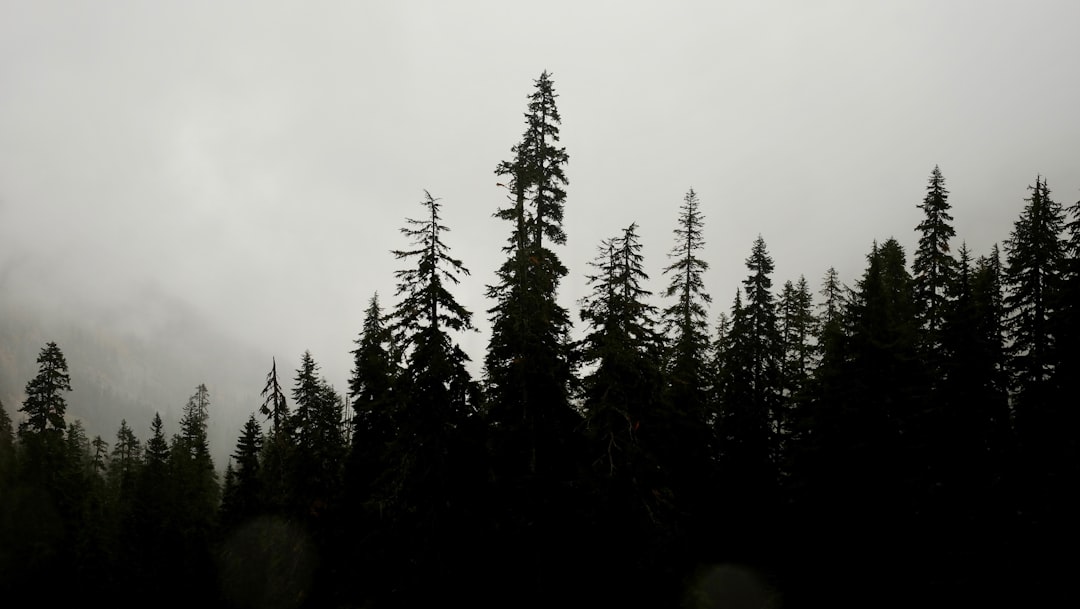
<box><xmin>2</xmin><ymin>0</ymin><xmax>1079</xmax><ymax>439</ymax></box>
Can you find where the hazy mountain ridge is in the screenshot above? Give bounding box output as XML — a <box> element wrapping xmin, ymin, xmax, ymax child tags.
<box><xmin>1</xmin><ymin>296</ymin><xmax>266</xmax><ymax>468</ymax></box>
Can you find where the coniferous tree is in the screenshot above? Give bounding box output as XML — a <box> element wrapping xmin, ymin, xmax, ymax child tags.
<box><xmin>166</xmin><ymin>384</ymin><xmax>220</xmax><ymax>604</ymax></box>
<box><xmin>484</xmin><ymin>71</ymin><xmax>579</xmax><ymax>479</ymax></box>
<box><xmin>717</xmin><ymin>236</ymin><xmax>783</xmax><ymax>478</ymax></box>
<box><xmin>660</xmin><ymin>188</ymin><xmax>712</xmax><ymax>418</ymax></box>
<box><xmin>481</xmin><ymin>71</ymin><xmax>585</xmax><ymax>606</ymax></box>
<box><xmin>17</xmin><ymin>341</ymin><xmax>72</xmax><ymax>481</ymax></box>
<box><xmin>289</xmin><ymin>351</ymin><xmax>346</xmax><ymax>520</ymax></box>
<box><xmin>220</xmin><ymin>413</ymin><xmax>263</xmax><ymax>529</ymax></box>
<box><xmin>0</xmin><ymin>399</ymin><xmax>14</xmax><ymax>492</ymax></box>
<box><xmin>657</xmin><ymin>190</ymin><xmax>716</xmax><ymax>536</ymax></box>
<box><xmin>1004</xmin><ymin>176</ymin><xmax>1064</xmax><ymax>426</ymax></box>
<box><xmin>260</xmin><ymin>357</ymin><xmax>289</xmax><ymax>435</ymax></box>
<box><xmin>578</xmin><ymin>224</ymin><xmax>664</xmax><ymax>481</ymax></box>
<box><xmin>912</xmin><ymin>165</ymin><xmax>957</xmax><ymax>363</ymax></box>
<box><xmin>107</xmin><ymin>419</ymin><xmax>142</xmax><ymax>502</ymax></box>
<box><xmin>377</xmin><ymin>190</ymin><xmax>484</xmax><ymax>603</ymax></box>
<box><xmin>1002</xmin><ymin>176</ymin><xmax>1070</xmax><ymax>597</ymax></box>
<box><xmin>778</xmin><ymin>276</ymin><xmax>817</xmax><ymax>405</ymax></box>
<box><xmin>576</xmin><ymin>223</ymin><xmax>676</xmax><ymax>603</ymax></box>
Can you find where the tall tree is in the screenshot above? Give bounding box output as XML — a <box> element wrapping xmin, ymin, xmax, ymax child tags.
<box><xmin>107</xmin><ymin>419</ymin><xmax>142</xmax><ymax>501</ymax></box>
<box><xmin>18</xmin><ymin>342</ymin><xmax>71</xmax><ymax>443</ymax></box>
<box><xmin>778</xmin><ymin>276</ymin><xmax>817</xmax><ymax>403</ymax></box>
<box><xmin>1003</xmin><ymin>176</ymin><xmax>1064</xmax><ymax>443</ymax></box>
<box><xmin>576</xmin><ymin>223</ymin><xmax>677</xmax><ymax>603</ymax></box>
<box><xmin>578</xmin><ymin>223</ymin><xmax>664</xmax><ymax>477</ymax></box>
<box><xmin>376</xmin><ymin>190</ymin><xmax>485</xmax><ymax>604</ymax></box>
<box><xmin>912</xmin><ymin>165</ymin><xmax>957</xmax><ymax>361</ymax></box>
<box><xmin>259</xmin><ymin>357</ymin><xmax>289</xmax><ymax>435</ymax></box>
<box><xmin>482</xmin><ymin>71</ymin><xmax>584</xmax><ymax>606</ymax></box>
<box><xmin>1003</xmin><ymin>176</ymin><xmax>1071</xmax><ymax>597</ymax></box>
<box><xmin>289</xmin><ymin>351</ymin><xmax>346</xmax><ymax>519</ymax></box>
<box><xmin>658</xmin><ymin>190</ymin><xmax>715</xmax><ymax>515</ymax></box>
<box><xmin>345</xmin><ymin>292</ymin><xmax>398</xmax><ymax>514</ymax></box>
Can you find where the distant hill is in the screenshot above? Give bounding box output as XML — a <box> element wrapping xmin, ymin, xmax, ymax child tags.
<box><xmin>1</xmin><ymin>296</ymin><xmax>271</xmax><ymax>470</ymax></box>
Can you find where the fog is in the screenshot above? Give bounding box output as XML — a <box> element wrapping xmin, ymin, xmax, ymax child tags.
<box><xmin>2</xmin><ymin>0</ymin><xmax>1078</xmax><ymax>461</ymax></box>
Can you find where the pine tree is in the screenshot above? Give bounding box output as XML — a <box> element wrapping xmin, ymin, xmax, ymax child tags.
<box><xmin>578</xmin><ymin>223</ymin><xmax>664</xmax><ymax>477</ymax></box>
<box><xmin>484</xmin><ymin>71</ymin><xmax>579</xmax><ymax>480</ymax></box>
<box><xmin>912</xmin><ymin>165</ymin><xmax>957</xmax><ymax>361</ymax></box>
<box><xmin>289</xmin><ymin>351</ymin><xmax>346</xmax><ymax>518</ymax></box>
<box><xmin>220</xmin><ymin>413</ymin><xmax>263</xmax><ymax>528</ymax></box>
<box><xmin>1003</xmin><ymin>176</ymin><xmax>1064</xmax><ymax>443</ymax></box>
<box><xmin>345</xmin><ymin>293</ymin><xmax>398</xmax><ymax>510</ymax></box>
<box><xmin>778</xmin><ymin>276</ymin><xmax>817</xmax><ymax>402</ymax></box>
<box><xmin>732</xmin><ymin>235</ymin><xmax>783</xmax><ymax>462</ymax></box>
<box><xmin>661</xmin><ymin>188</ymin><xmax>712</xmax><ymax>411</ymax></box>
<box><xmin>0</xmin><ymin>399</ymin><xmax>15</xmax><ymax>491</ymax></box>
<box><xmin>259</xmin><ymin>357</ymin><xmax>289</xmax><ymax>435</ymax></box>
<box><xmin>107</xmin><ymin>419</ymin><xmax>142</xmax><ymax>501</ymax></box>
<box><xmin>481</xmin><ymin>71</ymin><xmax>584</xmax><ymax>606</ymax></box>
<box><xmin>576</xmin><ymin>223</ymin><xmax>677</xmax><ymax>602</ymax></box>
<box><xmin>18</xmin><ymin>342</ymin><xmax>72</xmax><ymax>470</ymax></box>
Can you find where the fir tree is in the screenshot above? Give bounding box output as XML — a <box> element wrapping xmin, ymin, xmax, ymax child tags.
<box><xmin>259</xmin><ymin>357</ymin><xmax>289</xmax><ymax>435</ymax></box>
<box><xmin>912</xmin><ymin>165</ymin><xmax>957</xmax><ymax>361</ymax></box>
<box><xmin>661</xmin><ymin>188</ymin><xmax>712</xmax><ymax>410</ymax></box>
<box><xmin>107</xmin><ymin>419</ymin><xmax>142</xmax><ymax>500</ymax></box>
<box><xmin>481</xmin><ymin>71</ymin><xmax>584</xmax><ymax>606</ymax></box>
<box><xmin>576</xmin><ymin>223</ymin><xmax>677</xmax><ymax>603</ymax></box>
<box><xmin>18</xmin><ymin>342</ymin><xmax>72</xmax><ymax>461</ymax></box>
<box><xmin>1003</xmin><ymin>176</ymin><xmax>1064</xmax><ymax>441</ymax></box>
<box><xmin>220</xmin><ymin>413</ymin><xmax>264</xmax><ymax>528</ymax></box>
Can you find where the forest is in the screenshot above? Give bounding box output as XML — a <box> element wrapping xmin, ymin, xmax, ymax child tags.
<box><xmin>1</xmin><ymin>71</ymin><xmax>1078</xmax><ymax>609</ymax></box>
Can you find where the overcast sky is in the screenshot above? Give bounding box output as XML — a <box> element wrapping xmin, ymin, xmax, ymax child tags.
<box><xmin>3</xmin><ymin>0</ymin><xmax>1079</xmax><ymax>402</ymax></box>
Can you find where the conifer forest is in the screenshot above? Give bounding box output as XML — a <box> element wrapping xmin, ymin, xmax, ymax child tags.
<box><xmin>2</xmin><ymin>72</ymin><xmax>1078</xmax><ymax>608</ymax></box>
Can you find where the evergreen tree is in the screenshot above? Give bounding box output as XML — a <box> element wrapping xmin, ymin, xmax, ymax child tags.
<box><xmin>912</xmin><ymin>165</ymin><xmax>957</xmax><ymax>361</ymax></box>
<box><xmin>578</xmin><ymin>223</ymin><xmax>664</xmax><ymax>477</ymax></box>
<box><xmin>0</xmin><ymin>399</ymin><xmax>14</xmax><ymax>491</ymax></box>
<box><xmin>259</xmin><ymin>357</ymin><xmax>289</xmax><ymax>435</ymax></box>
<box><xmin>1003</xmin><ymin>176</ymin><xmax>1064</xmax><ymax>445</ymax></box>
<box><xmin>107</xmin><ymin>419</ymin><xmax>142</xmax><ymax>501</ymax></box>
<box><xmin>484</xmin><ymin>71</ymin><xmax>579</xmax><ymax>480</ymax></box>
<box><xmin>660</xmin><ymin>188</ymin><xmax>712</xmax><ymax>414</ymax></box>
<box><xmin>17</xmin><ymin>342</ymin><xmax>72</xmax><ymax>479</ymax></box>
<box><xmin>778</xmin><ymin>276</ymin><xmax>817</xmax><ymax>403</ymax></box>
<box><xmin>289</xmin><ymin>351</ymin><xmax>346</xmax><ymax>518</ymax></box>
<box><xmin>220</xmin><ymin>413</ymin><xmax>263</xmax><ymax>529</ymax></box>
<box><xmin>481</xmin><ymin>71</ymin><xmax>584</xmax><ymax>606</ymax></box>
<box><xmin>576</xmin><ymin>223</ymin><xmax>675</xmax><ymax>603</ymax></box>
<box><xmin>1003</xmin><ymin>176</ymin><xmax>1072</xmax><ymax>598</ymax></box>
<box><xmin>721</xmin><ymin>235</ymin><xmax>783</xmax><ymax>468</ymax></box>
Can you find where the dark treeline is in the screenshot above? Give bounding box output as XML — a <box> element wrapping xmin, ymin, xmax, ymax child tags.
<box><xmin>2</xmin><ymin>72</ymin><xmax>1078</xmax><ymax>608</ymax></box>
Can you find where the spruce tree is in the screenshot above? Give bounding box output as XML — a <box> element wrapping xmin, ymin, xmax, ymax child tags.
<box><xmin>380</xmin><ymin>190</ymin><xmax>484</xmax><ymax>602</ymax></box>
<box><xmin>290</xmin><ymin>351</ymin><xmax>346</xmax><ymax>520</ymax></box>
<box><xmin>912</xmin><ymin>165</ymin><xmax>957</xmax><ymax>361</ymax></box>
<box><xmin>1003</xmin><ymin>176</ymin><xmax>1064</xmax><ymax>444</ymax></box>
<box><xmin>220</xmin><ymin>413</ymin><xmax>263</xmax><ymax>529</ymax></box>
<box><xmin>576</xmin><ymin>223</ymin><xmax>677</xmax><ymax>604</ymax></box>
<box><xmin>481</xmin><ymin>71</ymin><xmax>583</xmax><ymax>606</ymax></box>
<box><xmin>18</xmin><ymin>342</ymin><xmax>72</xmax><ymax>478</ymax></box>
<box><xmin>660</xmin><ymin>188</ymin><xmax>712</xmax><ymax>413</ymax></box>
<box><xmin>578</xmin><ymin>223</ymin><xmax>664</xmax><ymax>478</ymax></box>
<box><xmin>484</xmin><ymin>71</ymin><xmax>579</xmax><ymax>479</ymax></box>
